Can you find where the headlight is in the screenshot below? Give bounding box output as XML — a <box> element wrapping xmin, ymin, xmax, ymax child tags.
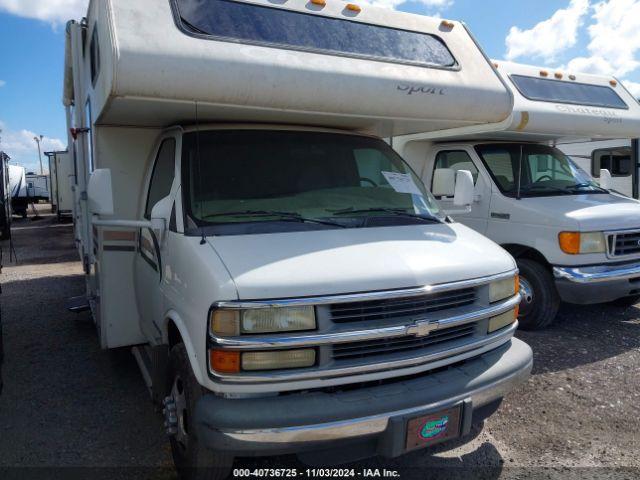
<box><xmin>488</xmin><ymin>308</ymin><xmax>518</xmax><ymax>333</ymax></box>
<box><xmin>558</xmin><ymin>231</ymin><xmax>606</xmax><ymax>254</ymax></box>
<box><xmin>489</xmin><ymin>275</ymin><xmax>519</xmax><ymax>303</ymax></box>
<box><xmin>210</xmin><ymin>306</ymin><xmax>316</xmax><ymax>336</ymax></box>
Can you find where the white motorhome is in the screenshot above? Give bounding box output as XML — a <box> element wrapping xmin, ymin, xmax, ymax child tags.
<box><xmin>64</xmin><ymin>0</ymin><xmax>532</xmax><ymax>476</ymax></box>
<box><xmin>558</xmin><ymin>139</ymin><xmax>639</xmax><ymax>199</ymax></box>
<box><xmin>45</xmin><ymin>150</ymin><xmax>75</xmax><ymax>220</ymax></box>
<box><xmin>397</xmin><ymin>61</ymin><xmax>640</xmax><ymax>330</ymax></box>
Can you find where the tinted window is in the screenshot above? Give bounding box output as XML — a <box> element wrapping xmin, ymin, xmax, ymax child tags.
<box><xmin>89</xmin><ymin>26</ymin><xmax>100</xmax><ymax>86</ymax></box>
<box><xmin>145</xmin><ymin>139</ymin><xmax>176</xmax><ymax>219</ymax></box>
<box><xmin>592</xmin><ymin>147</ymin><xmax>632</xmax><ymax>177</ymax></box>
<box><xmin>173</xmin><ymin>0</ymin><xmax>456</xmax><ymax>68</ymax></box>
<box><xmin>433</xmin><ymin>150</ymin><xmax>479</xmax><ymax>186</ymax></box>
<box><xmin>510</xmin><ymin>75</ymin><xmax>628</xmax><ymax>110</ymax></box>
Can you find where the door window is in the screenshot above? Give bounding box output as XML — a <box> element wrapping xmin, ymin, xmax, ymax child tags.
<box><xmin>592</xmin><ymin>147</ymin><xmax>632</xmax><ymax>177</ymax></box>
<box><xmin>432</xmin><ymin>150</ymin><xmax>479</xmax><ymax>194</ymax></box>
<box><xmin>145</xmin><ymin>139</ymin><xmax>176</xmax><ymax>219</ymax></box>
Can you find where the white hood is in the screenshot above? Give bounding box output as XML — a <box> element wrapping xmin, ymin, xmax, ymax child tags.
<box><xmin>208</xmin><ymin>224</ymin><xmax>515</xmax><ymax>300</ymax></box>
<box><xmin>513</xmin><ymin>193</ymin><xmax>640</xmax><ymax>231</ymax></box>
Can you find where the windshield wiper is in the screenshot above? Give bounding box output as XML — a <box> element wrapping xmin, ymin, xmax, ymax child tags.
<box><xmin>331</xmin><ymin>207</ymin><xmax>441</xmax><ymax>223</ymax></box>
<box><xmin>200</xmin><ymin>210</ymin><xmax>346</xmax><ymax>228</ymax></box>
<box><xmin>565</xmin><ymin>183</ymin><xmax>608</xmax><ymax>193</ymax></box>
<box><xmin>518</xmin><ymin>185</ymin><xmax>573</xmax><ymax>195</ymax></box>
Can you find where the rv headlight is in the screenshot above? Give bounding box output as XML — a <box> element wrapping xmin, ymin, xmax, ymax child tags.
<box><xmin>558</xmin><ymin>232</ymin><xmax>606</xmax><ymax>255</ymax></box>
<box><xmin>210</xmin><ymin>306</ymin><xmax>316</xmax><ymax>336</ymax></box>
<box><xmin>489</xmin><ymin>275</ymin><xmax>519</xmax><ymax>303</ymax></box>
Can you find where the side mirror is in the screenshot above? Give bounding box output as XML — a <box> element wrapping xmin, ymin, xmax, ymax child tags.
<box><xmin>453</xmin><ymin>170</ymin><xmax>474</xmax><ymax>206</ymax></box>
<box><xmin>599</xmin><ymin>169</ymin><xmax>612</xmax><ymax>190</ymax></box>
<box><xmin>150</xmin><ymin>195</ymin><xmax>172</xmax><ymax>242</ymax></box>
<box><xmin>432</xmin><ymin>168</ymin><xmax>456</xmax><ymax>197</ymax></box>
<box><xmin>87</xmin><ymin>169</ymin><xmax>114</xmax><ymax>216</ymax></box>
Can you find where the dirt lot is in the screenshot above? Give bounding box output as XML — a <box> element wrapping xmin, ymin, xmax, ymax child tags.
<box><xmin>0</xmin><ymin>207</ymin><xmax>638</xmax><ymax>479</ymax></box>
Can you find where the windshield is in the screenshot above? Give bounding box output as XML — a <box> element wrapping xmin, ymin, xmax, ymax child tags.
<box><xmin>475</xmin><ymin>143</ymin><xmax>606</xmax><ymax>198</ymax></box>
<box><xmin>183</xmin><ymin>130</ymin><xmax>442</xmax><ymax>235</ymax></box>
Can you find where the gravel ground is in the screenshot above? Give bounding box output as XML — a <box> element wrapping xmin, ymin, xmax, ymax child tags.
<box><xmin>0</xmin><ymin>207</ymin><xmax>638</xmax><ymax>479</ymax></box>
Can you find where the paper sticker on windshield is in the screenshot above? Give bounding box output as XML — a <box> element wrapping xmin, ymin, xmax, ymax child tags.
<box><xmin>382</xmin><ymin>171</ymin><xmax>423</xmax><ymax>196</ymax></box>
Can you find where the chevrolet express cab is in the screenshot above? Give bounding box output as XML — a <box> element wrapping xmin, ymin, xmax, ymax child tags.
<box><xmin>63</xmin><ymin>1</ymin><xmax>532</xmax><ymax>477</ymax></box>
<box><xmin>398</xmin><ymin>61</ymin><xmax>640</xmax><ymax>330</ymax></box>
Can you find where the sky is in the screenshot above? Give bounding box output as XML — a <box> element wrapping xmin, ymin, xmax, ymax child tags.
<box><xmin>1</xmin><ymin>0</ymin><xmax>639</xmax><ymax>172</ymax></box>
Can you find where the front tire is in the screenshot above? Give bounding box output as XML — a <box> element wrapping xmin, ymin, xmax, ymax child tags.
<box><xmin>517</xmin><ymin>258</ymin><xmax>560</xmax><ymax>330</ymax></box>
<box><xmin>165</xmin><ymin>344</ymin><xmax>233</xmax><ymax>480</ymax></box>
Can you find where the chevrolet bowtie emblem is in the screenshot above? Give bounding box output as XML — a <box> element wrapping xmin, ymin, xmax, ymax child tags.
<box><xmin>406</xmin><ymin>320</ymin><xmax>439</xmax><ymax>337</ymax></box>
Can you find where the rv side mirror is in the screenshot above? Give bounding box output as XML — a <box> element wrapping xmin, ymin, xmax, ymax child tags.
<box><xmin>87</xmin><ymin>169</ymin><xmax>114</xmax><ymax>216</ymax></box>
<box><xmin>599</xmin><ymin>169</ymin><xmax>612</xmax><ymax>190</ymax></box>
<box><xmin>150</xmin><ymin>196</ymin><xmax>172</xmax><ymax>241</ymax></box>
<box><xmin>453</xmin><ymin>170</ymin><xmax>474</xmax><ymax>206</ymax></box>
<box><xmin>432</xmin><ymin>168</ymin><xmax>456</xmax><ymax>197</ymax></box>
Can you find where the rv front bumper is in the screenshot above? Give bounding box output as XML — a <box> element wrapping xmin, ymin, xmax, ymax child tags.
<box><xmin>194</xmin><ymin>338</ymin><xmax>532</xmax><ymax>460</ymax></box>
<box><xmin>553</xmin><ymin>261</ymin><xmax>640</xmax><ymax>304</ymax></box>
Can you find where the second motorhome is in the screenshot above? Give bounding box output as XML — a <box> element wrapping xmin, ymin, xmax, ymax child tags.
<box><xmin>64</xmin><ymin>0</ymin><xmax>532</xmax><ymax>477</ymax></box>
<box><xmin>397</xmin><ymin>61</ymin><xmax>640</xmax><ymax>330</ymax></box>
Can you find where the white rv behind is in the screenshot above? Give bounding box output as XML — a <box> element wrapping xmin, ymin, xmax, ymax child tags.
<box><xmin>45</xmin><ymin>150</ymin><xmax>75</xmax><ymax>220</ymax></box>
<box><xmin>397</xmin><ymin>61</ymin><xmax>640</xmax><ymax>330</ymax></box>
<box><xmin>8</xmin><ymin>165</ymin><xmax>28</xmax><ymax>218</ymax></box>
<box><xmin>64</xmin><ymin>0</ymin><xmax>532</xmax><ymax>476</ymax></box>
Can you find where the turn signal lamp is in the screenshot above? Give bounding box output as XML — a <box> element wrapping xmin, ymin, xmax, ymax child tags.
<box><xmin>345</xmin><ymin>3</ymin><xmax>361</xmax><ymax>12</ymax></box>
<box><xmin>558</xmin><ymin>232</ymin><xmax>606</xmax><ymax>254</ymax></box>
<box><xmin>209</xmin><ymin>349</ymin><xmax>241</xmax><ymax>374</ymax></box>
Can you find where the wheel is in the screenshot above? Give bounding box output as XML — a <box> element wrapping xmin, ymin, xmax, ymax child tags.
<box><xmin>516</xmin><ymin>258</ymin><xmax>560</xmax><ymax>330</ymax></box>
<box><xmin>165</xmin><ymin>344</ymin><xmax>233</xmax><ymax>480</ymax></box>
<box><xmin>608</xmin><ymin>295</ymin><xmax>640</xmax><ymax>308</ymax></box>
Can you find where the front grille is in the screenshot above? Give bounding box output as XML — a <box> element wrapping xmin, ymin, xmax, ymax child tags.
<box><xmin>609</xmin><ymin>231</ymin><xmax>640</xmax><ymax>257</ymax></box>
<box><xmin>329</xmin><ymin>287</ymin><xmax>476</xmax><ymax>323</ymax></box>
<box><xmin>331</xmin><ymin>322</ymin><xmax>477</xmax><ymax>361</ymax></box>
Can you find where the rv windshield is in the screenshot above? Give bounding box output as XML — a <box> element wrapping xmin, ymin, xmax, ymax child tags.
<box><xmin>475</xmin><ymin>143</ymin><xmax>606</xmax><ymax>198</ymax></box>
<box><xmin>183</xmin><ymin>130</ymin><xmax>442</xmax><ymax>235</ymax></box>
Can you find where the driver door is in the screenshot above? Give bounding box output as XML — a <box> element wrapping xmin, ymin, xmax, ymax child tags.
<box><xmin>134</xmin><ymin>136</ymin><xmax>179</xmax><ymax>342</ymax></box>
<box><xmin>429</xmin><ymin>147</ymin><xmax>491</xmax><ymax>234</ymax></box>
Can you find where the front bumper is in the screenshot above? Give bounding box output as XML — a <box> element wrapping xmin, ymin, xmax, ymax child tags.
<box><xmin>195</xmin><ymin>338</ymin><xmax>532</xmax><ymax>460</ymax></box>
<box><xmin>553</xmin><ymin>261</ymin><xmax>640</xmax><ymax>304</ymax></box>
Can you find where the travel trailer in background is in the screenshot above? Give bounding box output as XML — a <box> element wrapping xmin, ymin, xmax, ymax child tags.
<box><xmin>8</xmin><ymin>164</ymin><xmax>28</xmax><ymax>218</ymax></box>
<box><xmin>396</xmin><ymin>61</ymin><xmax>640</xmax><ymax>330</ymax></box>
<box><xmin>25</xmin><ymin>173</ymin><xmax>50</xmax><ymax>202</ymax></box>
<box><xmin>558</xmin><ymin>139</ymin><xmax>639</xmax><ymax>199</ymax></box>
<box><xmin>64</xmin><ymin>0</ymin><xmax>531</xmax><ymax>476</ymax></box>
<box><xmin>0</xmin><ymin>152</ymin><xmax>11</xmax><ymax>238</ymax></box>
<box><xmin>46</xmin><ymin>150</ymin><xmax>75</xmax><ymax>220</ymax></box>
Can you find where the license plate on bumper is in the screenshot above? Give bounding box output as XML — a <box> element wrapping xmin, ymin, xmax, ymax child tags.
<box><xmin>405</xmin><ymin>405</ymin><xmax>462</xmax><ymax>452</ymax></box>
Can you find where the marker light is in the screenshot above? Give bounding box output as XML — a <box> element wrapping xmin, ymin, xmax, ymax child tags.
<box><xmin>241</xmin><ymin>349</ymin><xmax>316</xmax><ymax>371</ymax></box>
<box><xmin>345</xmin><ymin>3</ymin><xmax>361</xmax><ymax>11</ymax></box>
<box><xmin>558</xmin><ymin>232</ymin><xmax>606</xmax><ymax>255</ymax></box>
<box><xmin>489</xmin><ymin>275</ymin><xmax>519</xmax><ymax>303</ymax></box>
<box><xmin>310</xmin><ymin>0</ymin><xmax>326</xmax><ymax>5</ymax></box>
<box><xmin>610</xmin><ymin>80</ymin><xmax>618</xmax><ymax>87</ymax></box>
<box><xmin>488</xmin><ymin>309</ymin><xmax>518</xmax><ymax>333</ymax></box>
<box><xmin>440</xmin><ymin>20</ymin><xmax>455</xmax><ymax>29</ymax></box>
<box><xmin>555</xmin><ymin>72</ymin><xmax>563</xmax><ymax>79</ymax></box>
<box><xmin>569</xmin><ymin>74</ymin><xmax>577</xmax><ymax>81</ymax></box>
<box><xmin>209</xmin><ymin>349</ymin><xmax>241</xmax><ymax>374</ymax></box>
<box><xmin>540</xmin><ymin>70</ymin><xmax>549</xmax><ymax>77</ymax></box>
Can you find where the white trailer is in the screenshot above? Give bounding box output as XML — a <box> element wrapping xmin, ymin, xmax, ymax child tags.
<box><xmin>397</xmin><ymin>60</ymin><xmax>640</xmax><ymax>330</ymax></box>
<box><xmin>64</xmin><ymin>0</ymin><xmax>532</xmax><ymax>476</ymax></box>
<box><xmin>8</xmin><ymin>165</ymin><xmax>28</xmax><ymax>218</ymax></box>
<box><xmin>45</xmin><ymin>150</ymin><xmax>75</xmax><ymax>220</ymax></box>
<box><xmin>24</xmin><ymin>173</ymin><xmax>50</xmax><ymax>202</ymax></box>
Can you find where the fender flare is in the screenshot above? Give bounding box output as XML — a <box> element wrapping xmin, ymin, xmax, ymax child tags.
<box><xmin>162</xmin><ymin>309</ymin><xmax>206</xmax><ymax>385</ymax></box>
